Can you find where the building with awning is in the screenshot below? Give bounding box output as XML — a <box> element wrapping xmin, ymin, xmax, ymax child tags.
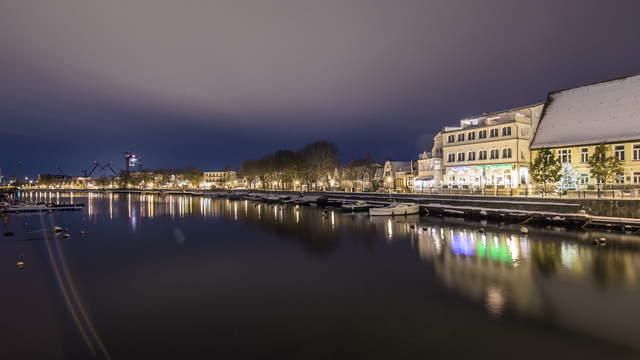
<box><xmin>441</xmin><ymin>103</ymin><xmax>544</xmax><ymax>188</ymax></box>
<box><xmin>414</xmin><ymin>132</ymin><xmax>443</xmax><ymax>191</ymax></box>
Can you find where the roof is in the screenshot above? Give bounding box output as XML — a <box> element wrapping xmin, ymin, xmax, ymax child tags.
<box><xmin>531</xmin><ymin>74</ymin><xmax>640</xmax><ymax>149</ymax></box>
<box><xmin>442</xmin><ymin>102</ymin><xmax>544</xmax><ymax>134</ymax></box>
<box><xmin>386</xmin><ymin>161</ymin><xmax>413</xmax><ymax>172</ymax></box>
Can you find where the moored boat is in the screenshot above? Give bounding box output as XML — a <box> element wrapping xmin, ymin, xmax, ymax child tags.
<box><xmin>369</xmin><ymin>203</ymin><xmax>420</xmax><ymax>216</ymax></box>
<box><xmin>340</xmin><ymin>200</ymin><xmax>373</xmax><ymax>213</ymax></box>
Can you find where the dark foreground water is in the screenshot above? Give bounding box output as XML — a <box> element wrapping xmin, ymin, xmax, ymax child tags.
<box><xmin>2</xmin><ymin>192</ymin><xmax>640</xmax><ymax>360</ymax></box>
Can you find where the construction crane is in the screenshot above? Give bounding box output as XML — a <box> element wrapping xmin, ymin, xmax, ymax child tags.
<box><xmin>81</xmin><ymin>161</ymin><xmax>120</xmax><ymax>177</ymax></box>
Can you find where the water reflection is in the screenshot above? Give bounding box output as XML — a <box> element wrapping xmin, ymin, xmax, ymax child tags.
<box><xmin>16</xmin><ymin>191</ymin><xmax>640</xmax><ymax>351</ymax></box>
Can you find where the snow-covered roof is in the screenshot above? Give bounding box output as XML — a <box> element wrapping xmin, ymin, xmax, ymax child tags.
<box><xmin>531</xmin><ymin>75</ymin><xmax>640</xmax><ymax>149</ymax></box>
<box><xmin>386</xmin><ymin>161</ymin><xmax>413</xmax><ymax>172</ymax></box>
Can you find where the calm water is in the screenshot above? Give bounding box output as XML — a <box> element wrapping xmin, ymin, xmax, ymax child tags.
<box><xmin>2</xmin><ymin>192</ymin><xmax>640</xmax><ymax>360</ymax></box>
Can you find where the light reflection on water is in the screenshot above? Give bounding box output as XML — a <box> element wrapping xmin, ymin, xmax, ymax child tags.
<box><xmin>15</xmin><ymin>191</ymin><xmax>640</xmax><ymax>355</ymax></box>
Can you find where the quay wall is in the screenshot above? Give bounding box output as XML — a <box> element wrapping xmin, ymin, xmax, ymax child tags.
<box><xmin>19</xmin><ymin>189</ymin><xmax>640</xmax><ymax>218</ymax></box>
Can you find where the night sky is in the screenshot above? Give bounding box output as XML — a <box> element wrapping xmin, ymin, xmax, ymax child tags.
<box><xmin>2</xmin><ymin>0</ymin><xmax>640</xmax><ymax>178</ymax></box>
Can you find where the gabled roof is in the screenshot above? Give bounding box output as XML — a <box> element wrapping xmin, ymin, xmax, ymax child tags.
<box><xmin>531</xmin><ymin>74</ymin><xmax>640</xmax><ymax>149</ymax></box>
<box><xmin>386</xmin><ymin>161</ymin><xmax>413</xmax><ymax>172</ymax></box>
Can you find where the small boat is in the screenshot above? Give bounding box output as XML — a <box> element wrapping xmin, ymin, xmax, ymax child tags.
<box><xmin>340</xmin><ymin>201</ymin><xmax>373</xmax><ymax>213</ymax></box>
<box><xmin>369</xmin><ymin>203</ymin><xmax>420</xmax><ymax>216</ymax></box>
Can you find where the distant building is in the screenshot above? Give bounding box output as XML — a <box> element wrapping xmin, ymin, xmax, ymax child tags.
<box><xmin>442</xmin><ymin>103</ymin><xmax>544</xmax><ymax>188</ymax></box>
<box><xmin>203</xmin><ymin>171</ymin><xmax>237</xmax><ymax>188</ymax></box>
<box><xmin>414</xmin><ymin>132</ymin><xmax>444</xmax><ymax>190</ymax></box>
<box><xmin>383</xmin><ymin>161</ymin><xmax>415</xmax><ymax>191</ymax></box>
<box><xmin>531</xmin><ymin>74</ymin><xmax>640</xmax><ymax>187</ymax></box>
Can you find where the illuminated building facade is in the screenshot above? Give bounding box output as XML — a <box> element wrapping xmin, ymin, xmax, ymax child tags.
<box><xmin>442</xmin><ymin>103</ymin><xmax>544</xmax><ymax>188</ymax></box>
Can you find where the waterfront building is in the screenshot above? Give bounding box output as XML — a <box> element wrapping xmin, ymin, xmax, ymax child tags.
<box><xmin>414</xmin><ymin>132</ymin><xmax>444</xmax><ymax>190</ymax></box>
<box><xmin>442</xmin><ymin>103</ymin><xmax>544</xmax><ymax>188</ymax></box>
<box><xmin>203</xmin><ymin>170</ymin><xmax>237</xmax><ymax>188</ymax></box>
<box><xmin>339</xmin><ymin>164</ymin><xmax>381</xmax><ymax>192</ymax></box>
<box><xmin>382</xmin><ymin>161</ymin><xmax>415</xmax><ymax>191</ymax></box>
<box><xmin>531</xmin><ymin>74</ymin><xmax>640</xmax><ymax>188</ymax></box>
<box><xmin>414</xmin><ymin>152</ymin><xmax>443</xmax><ymax>190</ymax></box>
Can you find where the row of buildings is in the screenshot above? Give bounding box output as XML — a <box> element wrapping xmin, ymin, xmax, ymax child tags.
<box><xmin>205</xmin><ymin>74</ymin><xmax>639</xmax><ymax>192</ymax></box>
<box><xmin>403</xmin><ymin>74</ymin><xmax>640</xmax><ymax>191</ymax></box>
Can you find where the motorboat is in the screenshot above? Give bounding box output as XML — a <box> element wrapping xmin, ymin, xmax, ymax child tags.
<box><xmin>369</xmin><ymin>203</ymin><xmax>420</xmax><ymax>216</ymax></box>
<box><xmin>340</xmin><ymin>200</ymin><xmax>373</xmax><ymax>213</ymax></box>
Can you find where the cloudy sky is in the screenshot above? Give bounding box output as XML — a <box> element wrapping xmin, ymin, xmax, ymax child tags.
<box><xmin>1</xmin><ymin>0</ymin><xmax>640</xmax><ymax>177</ymax></box>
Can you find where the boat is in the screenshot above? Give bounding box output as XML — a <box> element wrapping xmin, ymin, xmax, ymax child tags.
<box><xmin>369</xmin><ymin>203</ymin><xmax>420</xmax><ymax>216</ymax></box>
<box><xmin>292</xmin><ymin>194</ymin><xmax>322</xmax><ymax>205</ymax></box>
<box><xmin>340</xmin><ymin>200</ymin><xmax>373</xmax><ymax>213</ymax></box>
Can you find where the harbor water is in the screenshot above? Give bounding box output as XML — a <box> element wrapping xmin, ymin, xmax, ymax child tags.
<box><xmin>2</xmin><ymin>192</ymin><xmax>640</xmax><ymax>359</ymax></box>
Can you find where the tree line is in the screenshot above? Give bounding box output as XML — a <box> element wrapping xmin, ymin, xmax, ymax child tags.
<box><xmin>240</xmin><ymin>140</ymin><xmax>377</xmax><ymax>190</ymax></box>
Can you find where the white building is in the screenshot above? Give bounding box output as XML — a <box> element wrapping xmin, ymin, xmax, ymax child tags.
<box><xmin>202</xmin><ymin>171</ymin><xmax>237</xmax><ymax>188</ymax></box>
<box><xmin>414</xmin><ymin>132</ymin><xmax>444</xmax><ymax>190</ymax></box>
<box><xmin>442</xmin><ymin>103</ymin><xmax>544</xmax><ymax>188</ymax></box>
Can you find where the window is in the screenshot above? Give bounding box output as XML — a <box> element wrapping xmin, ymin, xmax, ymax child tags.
<box><xmin>448</xmin><ymin>153</ymin><xmax>455</xmax><ymax>162</ymax></box>
<box><xmin>579</xmin><ymin>173</ymin><xmax>589</xmax><ymax>184</ymax></box>
<box><xmin>490</xmin><ymin>129</ymin><xmax>499</xmax><ymax>137</ymax></box>
<box><xmin>479</xmin><ymin>150</ymin><xmax>487</xmax><ymax>160</ymax></box>
<box><xmin>634</xmin><ymin>172</ymin><xmax>640</xmax><ymax>184</ymax></box>
<box><xmin>447</xmin><ymin>135</ymin><xmax>455</xmax><ymax>143</ymax></box>
<box><xmin>615</xmin><ymin>174</ymin><xmax>625</xmax><ymax>184</ymax></box>
<box><xmin>558</xmin><ymin>149</ymin><xmax>571</xmax><ymax>163</ymax></box>
<box><xmin>502</xmin><ymin>148</ymin><xmax>512</xmax><ymax>158</ymax></box>
<box><xmin>634</xmin><ymin>144</ymin><xmax>640</xmax><ymax>160</ymax></box>
<box><xmin>479</xmin><ymin>130</ymin><xmax>487</xmax><ymax>139</ymax></box>
<box><xmin>615</xmin><ymin>145</ymin><xmax>625</xmax><ymax>161</ymax></box>
<box><xmin>467</xmin><ymin>151</ymin><xmax>476</xmax><ymax>161</ymax></box>
<box><xmin>458</xmin><ymin>133</ymin><xmax>465</xmax><ymax>142</ymax></box>
<box><xmin>502</xmin><ymin>127</ymin><xmax>512</xmax><ymax>136</ymax></box>
<box><xmin>457</xmin><ymin>152</ymin><xmax>465</xmax><ymax>161</ymax></box>
<box><xmin>580</xmin><ymin>148</ymin><xmax>589</xmax><ymax>163</ymax></box>
<box><xmin>490</xmin><ymin>149</ymin><xmax>499</xmax><ymax>159</ymax></box>
<box><xmin>468</xmin><ymin>132</ymin><xmax>476</xmax><ymax>140</ymax></box>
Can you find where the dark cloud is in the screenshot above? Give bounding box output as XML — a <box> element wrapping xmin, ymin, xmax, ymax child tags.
<box><xmin>2</xmin><ymin>0</ymin><xmax>640</xmax><ymax>176</ymax></box>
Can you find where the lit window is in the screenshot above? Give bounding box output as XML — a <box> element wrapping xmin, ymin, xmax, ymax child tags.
<box><xmin>558</xmin><ymin>149</ymin><xmax>571</xmax><ymax>163</ymax></box>
<box><xmin>580</xmin><ymin>148</ymin><xmax>589</xmax><ymax>163</ymax></box>
<box><xmin>615</xmin><ymin>145</ymin><xmax>625</xmax><ymax>161</ymax></box>
<box><xmin>467</xmin><ymin>151</ymin><xmax>476</xmax><ymax>161</ymax></box>
<box><xmin>579</xmin><ymin>173</ymin><xmax>589</xmax><ymax>184</ymax></box>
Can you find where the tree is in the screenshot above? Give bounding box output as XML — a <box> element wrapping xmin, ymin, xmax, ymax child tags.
<box><xmin>530</xmin><ymin>148</ymin><xmax>561</xmax><ymax>193</ymax></box>
<box><xmin>557</xmin><ymin>162</ymin><xmax>579</xmax><ymax>193</ymax></box>
<box><xmin>300</xmin><ymin>140</ymin><xmax>339</xmax><ymax>190</ymax></box>
<box><xmin>588</xmin><ymin>143</ymin><xmax>624</xmax><ymax>194</ymax></box>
